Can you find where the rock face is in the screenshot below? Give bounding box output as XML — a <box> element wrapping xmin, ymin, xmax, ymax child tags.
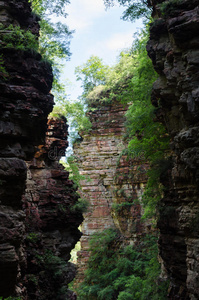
<box><xmin>0</xmin><ymin>1</ymin><xmax>53</xmax><ymax>297</ymax></box>
<box><xmin>74</xmin><ymin>99</ymin><xmax>148</xmax><ymax>283</ymax></box>
<box><xmin>147</xmin><ymin>0</ymin><xmax>199</xmax><ymax>298</ymax></box>
<box><xmin>0</xmin><ymin>1</ymin><xmax>82</xmax><ymax>298</ymax></box>
<box><xmin>23</xmin><ymin>117</ymin><xmax>83</xmax><ymax>299</ymax></box>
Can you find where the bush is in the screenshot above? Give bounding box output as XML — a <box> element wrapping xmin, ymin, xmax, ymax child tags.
<box><xmin>76</xmin><ymin>229</ymin><xmax>169</xmax><ymax>300</ymax></box>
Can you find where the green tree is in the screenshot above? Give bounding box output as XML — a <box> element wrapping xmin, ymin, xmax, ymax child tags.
<box><xmin>103</xmin><ymin>0</ymin><xmax>151</xmax><ymax>22</ymax></box>
<box><xmin>75</xmin><ymin>55</ymin><xmax>110</xmax><ymax>99</ymax></box>
<box><xmin>29</xmin><ymin>0</ymin><xmax>73</xmax><ymax>91</ymax></box>
<box><xmin>76</xmin><ymin>229</ymin><xmax>168</xmax><ymax>300</ymax></box>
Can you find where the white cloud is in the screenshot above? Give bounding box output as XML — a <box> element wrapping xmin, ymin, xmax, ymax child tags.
<box><xmin>106</xmin><ymin>32</ymin><xmax>134</xmax><ymax>51</ymax></box>
<box><xmin>66</xmin><ymin>0</ymin><xmax>105</xmax><ymax>31</ymax></box>
<box><xmin>81</xmin><ymin>0</ymin><xmax>105</xmax><ymax>14</ymax></box>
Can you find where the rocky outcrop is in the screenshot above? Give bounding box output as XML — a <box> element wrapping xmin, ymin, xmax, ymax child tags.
<box><xmin>23</xmin><ymin>117</ymin><xmax>83</xmax><ymax>300</ymax></box>
<box><xmin>147</xmin><ymin>0</ymin><xmax>199</xmax><ymax>298</ymax></box>
<box><xmin>0</xmin><ymin>1</ymin><xmax>82</xmax><ymax>298</ymax></box>
<box><xmin>74</xmin><ymin>99</ymin><xmax>149</xmax><ymax>283</ymax></box>
<box><xmin>0</xmin><ymin>1</ymin><xmax>53</xmax><ymax>297</ymax></box>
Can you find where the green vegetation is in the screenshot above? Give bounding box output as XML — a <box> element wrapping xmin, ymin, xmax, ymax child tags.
<box><xmin>112</xmin><ymin>201</ymin><xmax>137</xmax><ymax>212</ymax></box>
<box><xmin>75</xmin><ymin>55</ymin><xmax>109</xmax><ymax>100</ymax></box>
<box><xmin>29</xmin><ymin>0</ymin><xmax>72</xmax><ymax>62</ymax></box>
<box><xmin>70</xmin><ymin>198</ymin><xmax>89</xmax><ymax>214</ymax></box>
<box><xmin>76</xmin><ymin>229</ymin><xmax>168</xmax><ymax>300</ymax></box>
<box><xmin>50</xmin><ymin>95</ymin><xmax>92</xmax><ymax>142</ymax></box>
<box><xmin>61</xmin><ymin>156</ymin><xmax>90</xmax><ymax>213</ymax></box>
<box><xmin>26</xmin><ymin>232</ymin><xmax>40</xmax><ymax>244</ymax></box>
<box><xmin>103</xmin><ymin>0</ymin><xmax>151</xmax><ymax>22</ymax></box>
<box><xmin>159</xmin><ymin>0</ymin><xmax>183</xmax><ymax>17</ymax></box>
<box><xmin>0</xmin><ymin>24</ymin><xmax>38</xmax><ymax>51</ymax></box>
<box><xmin>0</xmin><ymin>297</ymin><xmax>22</xmax><ymax>300</ymax></box>
<box><xmin>29</xmin><ymin>0</ymin><xmax>73</xmax><ymax>111</ymax></box>
<box><xmin>35</xmin><ymin>249</ymin><xmax>66</xmax><ymax>278</ymax></box>
<box><xmin>72</xmin><ymin>21</ymin><xmax>170</xmax><ymax>299</ymax></box>
<box><xmin>0</xmin><ymin>24</ymin><xmax>39</xmax><ymax>79</ymax></box>
<box><xmin>75</xmin><ymin>26</ymin><xmax>169</xmax><ymax>221</ymax></box>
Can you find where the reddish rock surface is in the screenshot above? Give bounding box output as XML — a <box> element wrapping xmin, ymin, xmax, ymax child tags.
<box><xmin>23</xmin><ymin>117</ymin><xmax>83</xmax><ymax>300</ymax></box>
<box><xmin>147</xmin><ymin>0</ymin><xmax>199</xmax><ymax>298</ymax></box>
<box><xmin>74</xmin><ymin>99</ymin><xmax>149</xmax><ymax>283</ymax></box>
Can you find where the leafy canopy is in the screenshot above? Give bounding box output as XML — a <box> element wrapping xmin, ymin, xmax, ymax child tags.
<box><xmin>75</xmin><ymin>55</ymin><xmax>110</xmax><ymax>99</ymax></box>
<box><xmin>29</xmin><ymin>0</ymin><xmax>73</xmax><ymax>89</ymax></box>
<box><xmin>103</xmin><ymin>0</ymin><xmax>151</xmax><ymax>22</ymax></box>
<box><xmin>76</xmin><ymin>229</ymin><xmax>168</xmax><ymax>300</ymax></box>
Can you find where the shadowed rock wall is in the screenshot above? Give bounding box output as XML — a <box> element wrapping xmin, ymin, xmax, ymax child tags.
<box><xmin>23</xmin><ymin>117</ymin><xmax>83</xmax><ymax>299</ymax></box>
<box><xmin>0</xmin><ymin>1</ymin><xmax>83</xmax><ymax>298</ymax></box>
<box><xmin>0</xmin><ymin>1</ymin><xmax>53</xmax><ymax>296</ymax></box>
<box><xmin>147</xmin><ymin>0</ymin><xmax>199</xmax><ymax>298</ymax></box>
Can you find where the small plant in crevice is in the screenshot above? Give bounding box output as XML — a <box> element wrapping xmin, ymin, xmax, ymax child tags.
<box><xmin>0</xmin><ymin>297</ymin><xmax>22</xmax><ymax>300</ymax></box>
<box><xmin>70</xmin><ymin>197</ymin><xmax>90</xmax><ymax>214</ymax></box>
<box><xmin>35</xmin><ymin>249</ymin><xmax>67</xmax><ymax>279</ymax></box>
<box><xmin>112</xmin><ymin>199</ymin><xmax>139</xmax><ymax>213</ymax></box>
<box><xmin>159</xmin><ymin>0</ymin><xmax>184</xmax><ymax>17</ymax></box>
<box><xmin>26</xmin><ymin>232</ymin><xmax>40</xmax><ymax>244</ymax></box>
<box><xmin>61</xmin><ymin>156</ymin><xmax>90</xmax><ymax>214</ymax></box>
<box><xmin>0</xmin><ymin>54</ymin><xmax>8</xmax><ymax>80</ymax></box>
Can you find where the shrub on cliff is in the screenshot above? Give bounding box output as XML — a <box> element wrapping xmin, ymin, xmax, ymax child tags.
<box><xmin>76</xmin><ymin>228</ymin><xmax>168</xmax><ymax>300</ymax></box>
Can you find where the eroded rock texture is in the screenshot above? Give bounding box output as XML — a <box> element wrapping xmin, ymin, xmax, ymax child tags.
<box><xmin>147</xmin><ymin>0</ymin><xmax>199</xmax><ymax>299</ymax></box>
<box><xmin>0</xmin><ymin>1</ymin><xmax>82</xmax><ymax>298</ymax></box>
<box><xmin>0</xmin><ymin>0</ymin><xmax>53</xmax><ymax>297</ymax></box>
<box><xmin>23</xmin><ymin>117</ymin><xmax>83</xmax><ymax>299</ymax></box>
<box><xmin>74</xmin><ymin>99</ymin><xmax>149</xmax><ymax>283</ymax></box>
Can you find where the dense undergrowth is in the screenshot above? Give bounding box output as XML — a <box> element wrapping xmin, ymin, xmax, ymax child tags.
<box><xmin>77</xmin><ymin>229</ymin><xmax>168</xmax><ymax>300</ymax></box>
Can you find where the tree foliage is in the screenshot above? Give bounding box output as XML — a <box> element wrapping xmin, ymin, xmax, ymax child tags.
<box><xmin>76</xmin><ymin>229</ymin><xmax>168</xmax><ymax>300</ymax></box>
<box><xmin>75</xmin><ymin>56</ymin><xmax>110</xmax><ymax>99</ymax></box>
<box><xmin>29</xmin><ymin>0</ymin><xmax>73</xmax><ymax>88</ymax></box>
<box><xmin>72</xmin><ymin>23</ymin><xmax>170</xmax><ymax>221</ymax></box>
<box><xmin>103</xmin><ymin>0</ymin><xmax>151</xmax><ymax>22</ymax></box>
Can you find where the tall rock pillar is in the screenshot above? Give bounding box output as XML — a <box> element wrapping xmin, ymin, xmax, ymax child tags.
<box><xmin>0</xmin><ymin>0</ymin><xmax>53</xmax><ymax>296</ymax></box>
<box><xmin>147</xmin><ymin>0</ymin><xmax>199</xmax><ymax>298</ymax></box>
<box><xmin>74</xmin><ymin>98</ymin><xmax>148</xmax><ymax>283</ymax></box>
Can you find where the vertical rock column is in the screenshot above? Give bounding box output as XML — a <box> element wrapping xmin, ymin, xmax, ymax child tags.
<box><xmin>147</xmin><ymin>0</ymin><xmax>199</xmax><ymax>298</ymax></box>
<box><xmin>23</xmin><ymin>117</ymin><xmax>83</xmax><ymax>300</ymax></box>
<box><xmin>74</xmin><ymin>99</ymin><xmax>148</xmax><ymax>283</ymax></box>
<box><xmin>0</xmin><ymin>0</ymin><xmax>53</xmax><ymax>297</ymax></box>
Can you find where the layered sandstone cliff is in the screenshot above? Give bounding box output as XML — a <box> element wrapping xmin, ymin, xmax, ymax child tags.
<box><xmin>147</xmin><ymin>0</ymin><xmax>199</xmax><ymax>298</ymax></box>
<box><xmin>74</xmin><ymin>98</ymin><xmax>149</xmax><ymax>283</ymax></box>
<box><xmin>0</xmin><ymin>1</ymin><xmax>82</xmax><ymax>298</ymax></box>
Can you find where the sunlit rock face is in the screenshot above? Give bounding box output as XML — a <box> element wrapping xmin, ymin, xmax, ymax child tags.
<box><xmin>147</xmin><ymin>0</ymin><xmax>199</xmax><ymax>298</ymax></box>
<box><xmin>73</xmin><ymin>99</ymin><xmax>149</xmax><ymax>283</ymax></box>
<box><xmin>0</xmin><ymin>1</ymin><xmax>83</xmax><ymax>299</ymax></box>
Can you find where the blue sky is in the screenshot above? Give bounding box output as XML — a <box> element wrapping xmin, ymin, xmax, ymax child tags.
<box><xmin>60</xmin><ymin>0</ymin><xmax>144</xmax><ymax>101</ymax></box>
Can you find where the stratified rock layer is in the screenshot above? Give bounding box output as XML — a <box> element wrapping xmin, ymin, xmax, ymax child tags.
<box><xmin>0</xmin><ymin>1</ymin><xmax>83</xmax><ymax>298</ymax></box>
<box><xmin>23</xmin><ymin>117</ymin><xmax>83</xmax><ymax>300</ymax></box>
<box><xmin>0</xmin><ymin>1</ymin><xmax>53</xmax><ymax>297</ymax></box>
<box><xmin>74</xmin><ymin>100</ymin><xmax>148</xmax><ymax>283</ymax></box>
<box><xmin>147</xmin><ymin>0</ymin><xmax>199</xmax><ymax>299</ymax></box>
